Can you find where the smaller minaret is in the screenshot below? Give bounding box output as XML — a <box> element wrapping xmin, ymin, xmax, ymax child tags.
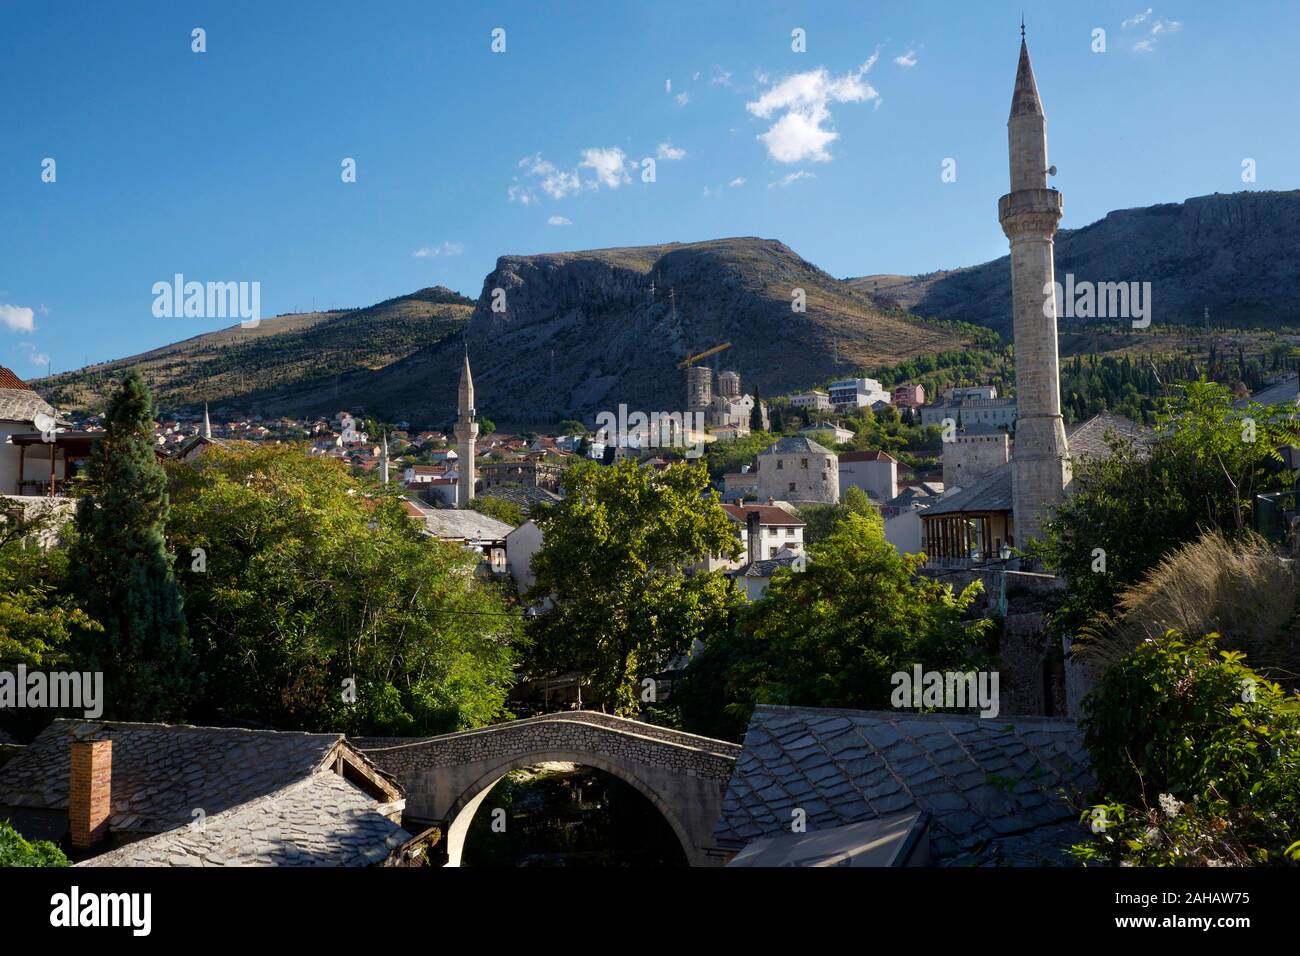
<box><xmin>202</xmin><ymin>403</ymin><xmax>212</xmax><ymax>439</ymax></box>
<box><xmin>454</xmin><ymin>345</ymin><xmax>479</xmax><ymax>507</ymax></box>
<box><xmin>380</xmin><ymin>432</ymin><xmax>390</xmax><ymax>486</ymax></box>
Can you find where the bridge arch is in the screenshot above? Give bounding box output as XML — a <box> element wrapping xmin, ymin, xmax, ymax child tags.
<box><xmin>442</xmin><ymin>750</ymin><xmax>695</xmax><ymax>867</ymax></box>
<box><xmin>353</xmin><ymin>712</ymin><xmax>741</xmax><ymax>867</ymax></box>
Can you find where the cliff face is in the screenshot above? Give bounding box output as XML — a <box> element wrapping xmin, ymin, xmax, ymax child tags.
<box><xmin>852</xmin><ymin>191</ymin><xmax>1300</xmax><ymax>334</ymax></box>
<box><xmin>297</xmin><ymin>238</ymin><xmax>974</xmax><ymax>428</ymax></box>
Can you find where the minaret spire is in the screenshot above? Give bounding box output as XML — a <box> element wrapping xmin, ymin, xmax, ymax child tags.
<box><xmin>998</xmin><ymin>32</ymin><xmax>1071</xmax><ymax>549</ymax></box>
<box><xmin>202</xmin><ymin>402</ymin><xmax>212</xmax><ymax>439</ymax></box>
<box><xmin>454</xmin><ymin>345</ymin><xmax>479</xmax><ymax>507</ymax></box>
<box><xmin>380</xmin><ymin>431</ymin><xmax>390</xmax><ymax>486</ymax></box>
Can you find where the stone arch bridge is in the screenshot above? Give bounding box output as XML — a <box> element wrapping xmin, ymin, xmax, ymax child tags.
<box><xmin>354</xmin><ymin>712</ymin><xmax>741</xmax><ymax>866</ymax></box>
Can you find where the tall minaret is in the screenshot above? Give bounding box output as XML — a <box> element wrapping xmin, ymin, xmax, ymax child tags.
<box><xmin>454</xmin><ymin>346</ymin><xmax>478</xmax><ymax>507</ymax></box>
<box><xmin>202</xmin><ymin>402</ymin><xmax>212</xmax><ymax>439</ymax></box>
<box><xmin>380</xmin><ymin>431</ymin><xmax>390</xmax><ymax>486</ymax></box>
<box><xmin>999</xmin><ymin>28</ymin><xmax>1070</xmax><ymax>547</ymax></box>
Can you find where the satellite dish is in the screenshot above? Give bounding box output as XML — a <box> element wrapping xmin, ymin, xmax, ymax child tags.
<box><xmin>32</xmin><ymin>411</ymin><xmax>55</xmax><ymax>434</ymax></box>
<box><xmin>1047</xmin><ymin>165</ymin><xmax>1058</xmax><ymax>177</ymax></box>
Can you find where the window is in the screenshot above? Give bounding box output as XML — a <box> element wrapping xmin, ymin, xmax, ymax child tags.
<box><xmin>788</xmin><ymin>482</ymin><xmax>796</xmax><ymax>493</ymax></box>
<box><xmin>801</xmin><ymin>458</ymin><xmax>809</xmax><ymax>469</ymax></box>
<box><xmin>786</xmin><ymin>528</ymin><xmax>794</xmax><ymax>537</ymax></box>
<box><xmin>769</xmin><ymin>547</ymin><xmax>778</xmax><ymax>558</ymax></box>
<box><xmin>776</xmin><ymin>460</ymin><xmax>784</xmax><ymax>470</ymax></box>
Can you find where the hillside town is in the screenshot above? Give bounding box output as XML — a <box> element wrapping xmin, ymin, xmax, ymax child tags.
<box><xmin>0</xmin><ymin>20</ymin><xmax>1296</xmax><ymax>937</ymax></box>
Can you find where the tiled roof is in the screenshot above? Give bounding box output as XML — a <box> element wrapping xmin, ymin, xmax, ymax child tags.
<box><xmin>0</xmin><ymin>367</ymin><xmax>33</xmax><ymax>390</ymax></box>
<box><xmin>0</xmin><ymin>719</ymin><xmax>343</xmax><ymax>834</ymax></box>
<box><xmin>721</xmin><ymin>504</ymin><xmax>805</xmax><ymax>526</ymax></box>
<box><xmin>762</xmin><ymin>436</ymin><xmax>835</xmax><ymax>457</ymax></box>
<box><xmin>714</xmin><ymin>705</ymin><xmax>1092</xmax><ymax>865</ymax></box>
<box><xmin>839</xmin><ymin>450</ymin><xmax>896</xmax><ymax>463</ymax></box>
<box><xmin>1242</xmin><ymin>373</ymin><xmax>1298</xmax><ymax>408</ymax></box>
<box><xmin>79</xmin><ymin>771</ymin><xmax>409</xmax><ymax>868</ymax></box>
<box><xmin>921</xmin><ymin>464</ymin><xmax>1012</xmax><ymax>516</ymax></box>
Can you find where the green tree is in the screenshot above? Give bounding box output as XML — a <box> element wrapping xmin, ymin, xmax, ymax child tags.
<box><xmin>558</xmin><ymin>419</ymin><xmax>587</xmax><ymax>436</ymax></box>
<box><xmin>797</xmin><ymin>485</ymin><xmax>875</xmax><ymax>546</ymax></box>
<box><xmin>167</xmin><ymin>445</ymin><xmax>518</xmax><ymax>734</ymax></box>
<box><xmin>524</xmin><ymin>460</ymin><xmax>744</xmax><ymax>714</ymax></box>
<box><xmin>1037</xmin><ymin>379</ymin><xmax>1300</xmax><ymax>639</ymax></box>
<box><xmin>0</xmin><ymin>820</ymin><xmax>68</xmax><ymax>866</ymax></box>
<box><xmin>674</xmin><ymin>511</ymin><xmax>992</xmax><ymax>739</ymax></box>
<box><xmin>1074</xmin><ymin>632</ymin><xmax>1300</xmax><ymax>866</ymax></box>
<box><xmin>470</xmin><ymin>494</ymin><xmax>525</xmax><ymax>527</ymax></box>
<box><xmin>70</xmin><ymin>371</ymin><xmax>196</xmax><ymax>720</ymax></box>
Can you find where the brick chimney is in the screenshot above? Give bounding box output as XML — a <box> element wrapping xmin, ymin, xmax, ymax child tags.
<box><xmin>746</xmin><ymin>511</ymin><xmax>762</xmax><ymax>565</ymax></box>
<box><xmin>69</xmin><ymin>738</ymin><xmax>112</xmax><ymax>850</ymax></box>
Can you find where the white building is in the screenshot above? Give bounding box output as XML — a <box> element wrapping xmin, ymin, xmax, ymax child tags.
<box><xmin>788</xmin><ymin>390</ymin><xmax>831</xmax><ymax>412</ymax></box>
<box><xmin>828</xmin><ymin>378</ymin><xmax>891</xmax><ymax>411</ymax></box>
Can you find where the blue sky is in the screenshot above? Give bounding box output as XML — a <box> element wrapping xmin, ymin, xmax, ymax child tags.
<box><xmin>2</xmin><ymin>1</ymin><xmax>1294</xmax><ymax>377</ymax></box>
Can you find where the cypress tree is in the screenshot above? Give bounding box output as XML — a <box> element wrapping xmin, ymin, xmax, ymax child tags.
<box><xmin>72</xmin><ymin>371</ymin><xmax>196</xmax><ymax>720</ymax></box>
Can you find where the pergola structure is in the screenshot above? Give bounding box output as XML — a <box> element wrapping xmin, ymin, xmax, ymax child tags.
<box><xmin>10</xmin><ymin>431</ymin><xmax>100</xmax><ymax>497</ymax></box>
<box><xmin>919</xmin><ymin>464</ymin><xmax>1014</xmax><ymax>566</ymax></box>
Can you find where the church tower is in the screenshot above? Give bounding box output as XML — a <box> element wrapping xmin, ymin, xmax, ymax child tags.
<box><xmin>455</xmin><ymin>346</ymin><xmax>478</xmax><ymax>507</ymax></box>
<box><xmin>999</xmin><ymin>30</ymin><xmax>1070</xmax><ymax>546</ymax></box>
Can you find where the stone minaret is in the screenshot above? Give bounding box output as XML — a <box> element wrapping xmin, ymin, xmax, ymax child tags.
<box><xmin>380</xmin><ymin>432</ymin><xmax>390</xmax><ymax>486</ymax></box>
<box><xmin>455</xmin><ymin>346</ymin><xmax>478</xmax><ymax>507</ymax></box>
<box><xmin>999</xmin><ymin>31</ymin><xmax>1070</xmax><ymax>547</ymax></box>
<box><xmin>202</xmin><ymin>402</ymin><xmax>212</xmax><ymax>439</ymax></box>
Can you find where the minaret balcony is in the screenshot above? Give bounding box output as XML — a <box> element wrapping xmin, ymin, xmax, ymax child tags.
<box><xmin>998</xmin><ymin>188</ymin><xmax>1063</xmax><ymax>239</ymax></box>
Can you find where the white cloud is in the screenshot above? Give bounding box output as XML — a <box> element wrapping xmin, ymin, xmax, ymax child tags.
<box><xmin>894</xmin><ymin>51</ymin><xmax>917</xmax><ymax>67</ymax></box>
<box><xmin>519</xmin><ymin>153</ymin><xmax>582</xmax><ymax>199</ymax></box>
<box><xmin>692</xmin><ymin>71</ymin><xmax>700</xmax><ymax>81</ymax></box>
<box><xmin>548</xmin><ymin>215</ymin><xmax>572</xmax><ymax>226</ymax></box>
<box><xmin>19</xmin><ymin>342</ymin><xmax>48</xmax><ymax>367</ymax></box>
<box><xmin>769</xmin><ymin>170</ymin><xmax>816</xmax><ymax>188</ymax></box>
<box><xmin>665</xmin><ymin>78</ymin><xmax>672</xmax><ymax>93</ymax></box>
<box><xmin>728</xmin><ymin>177</ymin><xmax>746</xmax><ymax>187</ymax></box>
<box><xmin>746</xmin><ymin>55</ymin><xmax>880</xmax><ymax>163</ymax></box>
<box><xmin>656</xmin><ymin>142</ymin><xmax>686</xmax><ymax>161</ymax></box>
<box><xmin>412</xmin><ymin>242</ymin><xmax>464</xmax><ymax>258</ymax></box>
<box><xmin>711</xmin><ymin>68</ymin><xmax>733</xmax><ymax>86</ymax></box>
<box><xmin>579</xmin><ymin>147</ymin><xmax>631</xmax><ymax>189</ymax></box>
<box><xmin>1125</xmin><ymin>9</ymin><xmax>1182</xmax><ymax>51</ymax></box>
<box><xmin>676</xmin><ymin>92</ymin><xmax>691</xmax><ymax>106</ymax></box>
<box><xmin>507</xmin><ymin>184</ymin><xmax>535</xmax><ymax>204</ymax></box>
<box><xmin>1122</xmin><ymin>7</ymin><xmax>1153</xmax><ymax>29</ymax></box>
<box><xmin>0</xmin><ymin>304</ymin><xmax>36</xmax><ymax>333</ymax></box>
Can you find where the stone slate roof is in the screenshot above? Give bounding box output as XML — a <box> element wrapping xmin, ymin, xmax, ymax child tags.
<box><xmin>741</xmin><ymin>554</ymin><xmax>800</xmax><ymax>578</ymax></box>
<box><xmin>79</xmin><ymin>771</ymin><xmax>409</xmax><ymax>868</ymax></box>
<box><xmin>1241</xmin><ymin>373</ymin><xmax>1298</xmax><ymax>408</ymax></box>
<box><xmin>477</xmin><ymin>485</ymin><xmax>562</xmax><ymax>511</ymax></box>
<box><xmin>922</xmin><ymin>463</ymin><xmax>1013</xmax><ymax>516</ymax></box>
<box><xmin>0</xmin><ymin>387</ymin><xmax>58</xmax><ymax>425</ymax></box>
<box><xmin>407</xmin><ymin>501</ymin><xmax>516</xmax><ymax>541</ymax></box>
<box><xmin>1065</xmin><ymin>411</ymin><xmax>1152</xmax><ymax>461</ymax></box>
<box><xmin>0</xmin><ymin>719</ymin><xmax>344</xmax><ymax>834</ymax></box>
<box><xmin>762</xmin><ymin>436</ymin><xmax>835</xmax><ymax>457</ymax></box>
<box><xmin>714</xmin><ymin>706</ymin><xmax>1093</xmax><ymax>866</ymax></box>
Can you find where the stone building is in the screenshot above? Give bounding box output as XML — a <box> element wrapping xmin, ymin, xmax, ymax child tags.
<box><xmin>941</xmin><ymin>424</ymin><xmax>1010</xmax><ymax>489</ymax></box>
<box><xmin>756</xmin><ymin>436</ymin><xmax>839</xmax><ymax>505</ymax></box>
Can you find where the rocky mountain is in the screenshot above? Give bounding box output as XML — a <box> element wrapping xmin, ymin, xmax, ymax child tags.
<box><xmin>43</xmin><ymin>287</ymin><xmax>473</xmax><ymax>414</ymax></box>
<box><xmin>852</xmin><ymin>191</ymin><xmax>1300</xmax><ymax>335</ymax></box>
<box><xmin>238</xmin><ymin>238</ymin><xmax>981</xmax><ymax>428</ymax></box>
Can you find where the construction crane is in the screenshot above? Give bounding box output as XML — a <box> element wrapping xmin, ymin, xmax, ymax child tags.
<box><xmin>677</xmin><ymin>341</ymin><xmax>732</xmax><ymax>369</ymax></box>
